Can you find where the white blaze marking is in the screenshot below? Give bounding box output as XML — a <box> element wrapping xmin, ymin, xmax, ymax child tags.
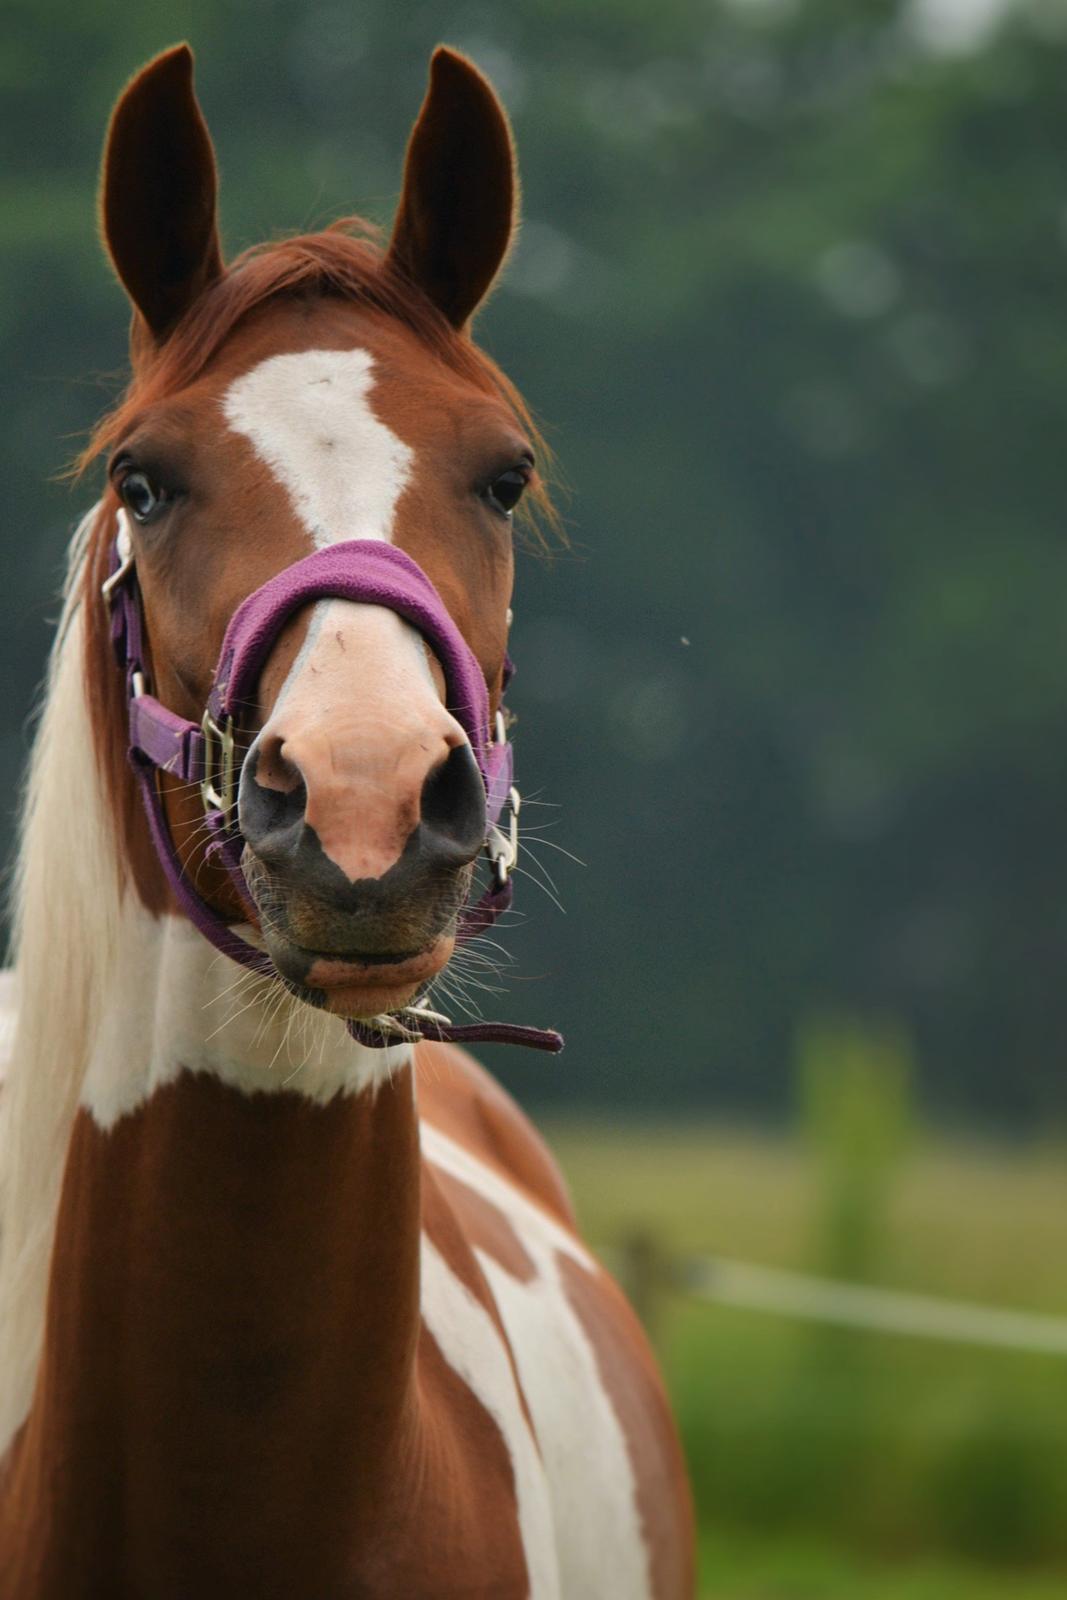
<box><xmin>267</xmin><ymin>599</ymin><xmax>436</xmax><ymax>729</ymax></box>
<box><xmin>222</xmin><ymin>347</ymin><xmax>414</xmax><ymax>546</ymax></box>
<box><xmin>224</xmin><ymin>345</ymin><xmax>465</xmax><ymax>877</ymax></box>
<box><xmin>422</xmin><ymin>1125</ymin><xmax>653</xmax><ymax>1598</ymax></box>
<box><xmin>421</xmin><ymin>1236</ymin><xmax>560</xmax><ymax>1600</ymax></box>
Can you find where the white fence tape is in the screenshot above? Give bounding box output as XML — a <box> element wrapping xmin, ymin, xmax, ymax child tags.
<box><xmin>685</xmin><ymin>1257</ymin><xmax>1067</xmax><ymax>1356</ymax></box>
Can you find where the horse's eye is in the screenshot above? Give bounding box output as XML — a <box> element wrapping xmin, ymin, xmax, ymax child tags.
<box><xmin>484</xmin><ymin>468</ymin><xmax>529</xmax><ymax>518</ymax></box>
<box><xmin>119</xmin><ymin>470</ymin><xmax>165</xmax><ymax>525</ymax></box>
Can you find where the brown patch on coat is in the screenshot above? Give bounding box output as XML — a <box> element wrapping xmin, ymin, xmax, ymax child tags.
<box><xmin>417</xmin><ymin>1040</ymin><xmax>578</xmax><ymax>1229</ymax></box>
<box><xmin>0</xmin><ymin>1067</ymin><xmax>535</xmax><ymax>1598</ymax></box>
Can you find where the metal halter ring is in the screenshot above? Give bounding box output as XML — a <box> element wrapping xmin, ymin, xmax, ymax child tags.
<box><xmin>200</xmin><ymin>708</ymin><xmax>236</xmax><ymax>819</ymax></box>
<box><xmin>488</xmin><ymin>784</ymin><xmax>521</xmax><ymax>888</ymax></box>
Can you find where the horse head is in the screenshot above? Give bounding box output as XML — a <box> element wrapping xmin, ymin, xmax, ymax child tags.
<box><xmin>85</xmin><ymin>45</ymin><xmax>546</xmax><ymax>1030</ymax></box>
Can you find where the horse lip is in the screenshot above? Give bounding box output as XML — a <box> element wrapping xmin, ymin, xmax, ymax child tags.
<box><xmin>260</xmin><ymin>931</ymin><xmax>453</xmax><ymax>998</ymax></box>
<box><xmin>291</xmin><ymin>943</ymin><xmax>424</xmax><ymax>967</ymax></box>
<box><xmin>304</xmin><ymin>943</ymin><xmax>450</xmax><ymax>990</ymax></box>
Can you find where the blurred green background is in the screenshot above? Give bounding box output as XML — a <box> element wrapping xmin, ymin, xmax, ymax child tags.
<box><xmin>5</xmin><ymin>0</ymin><xmax>1067</xmax><ymax>1592</ymax></box>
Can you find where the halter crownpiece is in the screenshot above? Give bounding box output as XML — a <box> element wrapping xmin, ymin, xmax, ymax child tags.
<box><xmin>104</xmin><ymin>510</ymin><xmax>563</xmax><ymax>1054</ymax></box>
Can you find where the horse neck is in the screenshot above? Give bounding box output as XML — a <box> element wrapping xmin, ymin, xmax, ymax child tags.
<box><xmin>0</xmin><ymin>575</ymin><xmax>425</xmax><ymax>1586</ymax></box>
<box><xmin>0</xmin><ymin>1038</ymin><xmax>427</xmax><ymax>1592</ymax></box>
<box><xmin>4</xmin><ymin>908</ymin><xmax>425</xmax><ymax>1587</ymax></box>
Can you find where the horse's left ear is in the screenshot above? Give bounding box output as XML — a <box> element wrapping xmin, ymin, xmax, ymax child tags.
<box><xmin>386</xmin><ymin>47</ymin><xmax>517</xmax><ymax>330</ymax></box>
<box><xmin>100</xmin><ymin>44</ymin><xmax>223</xmax><ymax>348</ymax></box>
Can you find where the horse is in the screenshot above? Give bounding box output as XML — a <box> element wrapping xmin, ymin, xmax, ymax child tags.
<box><xmin>0</xmin><ymin>44</ymin><xmax>694</xmax><ymax>1597</ymax></box>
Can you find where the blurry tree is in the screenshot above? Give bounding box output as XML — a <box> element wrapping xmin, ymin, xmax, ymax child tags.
<box><xmin>3</xmin><ymin>0</ymin><xmax>1066</xmax><ymax>1125</ymax></box>
<box><xmin>798</xmin><ymin>1013</ymin><xmax>913</xmax><ymax>1280</ymax></box>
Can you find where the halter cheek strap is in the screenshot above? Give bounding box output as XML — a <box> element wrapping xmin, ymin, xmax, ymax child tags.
<box><xmin>104</xmin><ymin>514</ymin><xmax>562</xmax><ymax>1055</ymax></box>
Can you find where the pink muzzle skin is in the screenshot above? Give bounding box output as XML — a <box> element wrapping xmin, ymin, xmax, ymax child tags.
<box><xmin>103</xmin><ymin>514</ymin><xmax>563</xmax><ymax>1054</ymax></box>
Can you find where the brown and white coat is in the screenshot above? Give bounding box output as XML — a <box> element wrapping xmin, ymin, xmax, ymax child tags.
<box><xmin>0</xmin><ymin>45</ymin><xmax>694</xmax><ymax>1598</ymax></box>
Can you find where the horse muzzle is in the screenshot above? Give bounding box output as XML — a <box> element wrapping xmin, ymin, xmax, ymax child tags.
<box><xmin>238</xmin><ymin>730</ymin><xmax>487</xmax><ymax>1016</ymax></box>
<box><xmin>105</xmin><ymin>516</ymin><xmax>562</xmax><ymax>1052</ymax></box>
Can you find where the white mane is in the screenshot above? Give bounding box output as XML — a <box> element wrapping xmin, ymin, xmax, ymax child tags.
<box><xmin>0</xmin><ymin>507</ymin><xmax>125</xmax><ymax>1452</ymax></box>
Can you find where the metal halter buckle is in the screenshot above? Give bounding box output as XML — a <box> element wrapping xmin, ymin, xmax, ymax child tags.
<box><xmin>363</xmin><ymin>999</ymin><xmax>453</xmax><ymax>1045</ymax></box>
<box><xmin>100</xmin><ymin>517</ymin><xmax>135</xmax><ymax>606</ymax></box>
<box><xmin>200</xmin><ymin>708</ymin><xmax>236</xmax><ymax>819</ymax></box>
<box><xmin>488</xmin><ymin>784</ymin><xmax>521</xmax><ymax>888</ymax></box>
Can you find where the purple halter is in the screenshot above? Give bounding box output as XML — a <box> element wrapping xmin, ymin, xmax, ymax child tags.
<box><xmin>103</xmin><ymin>511</ymin><xmax>562</xmax><ymax>1054</ymax></box>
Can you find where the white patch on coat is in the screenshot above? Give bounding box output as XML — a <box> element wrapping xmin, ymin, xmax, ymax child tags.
<box><xmin>79</xmin><ymin>903</ymin><xmax>411</xmax><ymax>1132</ymax></box>
<box><xmin>222</xmin><ymin>347</ymin><xmax>414</xmax><ymax>546</ymax></box>
<box><xmin>420</xmin><ymin>1235</ymin><xmax>561</xmax><ymax>1600</ymax></box>
<box><xmin>422</xmin><ymin>1125</ymin><xmax>653</xmax><ymax>1599</ymax></box>
<box><xmin>422</xmin><ymin>1123</ymin><xmax>592</xmax><ymax>1271</ymax></box>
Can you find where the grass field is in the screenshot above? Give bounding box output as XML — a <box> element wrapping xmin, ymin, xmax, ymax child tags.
<box><xmin>542</xmin><ymin>1120</ymin><xmax>1067</xmax><ymax>1598</ymax></box>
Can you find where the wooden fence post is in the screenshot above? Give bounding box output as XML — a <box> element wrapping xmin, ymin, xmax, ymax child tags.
<box><xmin>618</xmin><ymin>1228</ymin><xmax>669</xmax><ymax>1351</ymax></box>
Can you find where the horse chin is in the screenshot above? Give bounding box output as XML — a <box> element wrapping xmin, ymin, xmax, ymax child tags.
<box><xmin>253</xmin><ymin>908</ymin><xmax>456</xmax><ymax>1022</ymax></box>
<box><xmin>301</xmin><ymin>937</ymin><xmax>455</xmax><ymax>1021</ymax></box>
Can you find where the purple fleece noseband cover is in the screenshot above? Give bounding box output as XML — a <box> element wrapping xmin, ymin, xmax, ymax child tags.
<box><xmin>210</xmin><ymin>542</ymin><xmax>492</xmax><ymax>763</ymax></box>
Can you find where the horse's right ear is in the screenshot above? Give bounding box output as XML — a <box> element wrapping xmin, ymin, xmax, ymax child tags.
<box><xmin>101</xmin><ymin>45</ymin><xmax>223</xmax><ymax>349</ymax></box>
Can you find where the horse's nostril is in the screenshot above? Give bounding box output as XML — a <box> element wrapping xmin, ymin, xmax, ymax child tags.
<box><xmin>255</xmin><ymin>731</ymin><xmax>303</xmax><ymax>795</ymax></box>
<box><xmin>239</xmin><ymin>731</ymin><xmax>486</xmax><ymax>890</ymax></box>
<box><xmin>419</xmin><ymin>742</ymin><xmax>487</xmax><ymax>863</ymax></box>
<box><xmin>239</xmin><ymin>742</ymin><xmax>308</xmax><ymax>866</ymax></box>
